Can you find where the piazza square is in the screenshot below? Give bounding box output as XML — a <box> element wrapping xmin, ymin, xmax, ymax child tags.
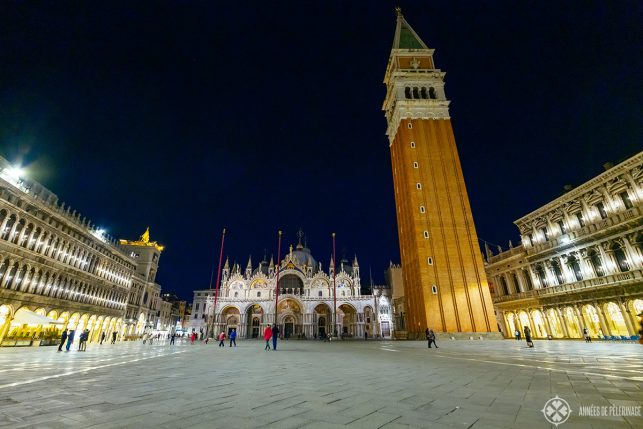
<box><xmin>0</xmin><ymin>339</ymin><xmax>641</xmax><ymax>428</ymax></box>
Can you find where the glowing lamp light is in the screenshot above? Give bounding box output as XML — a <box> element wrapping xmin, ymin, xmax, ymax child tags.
<box><xmin>6</xmin><ymin>166</ymin><xmax>24</xmax><ymax>180</ymax></box>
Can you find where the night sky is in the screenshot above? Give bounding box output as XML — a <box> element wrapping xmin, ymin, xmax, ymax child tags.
<box><xmin>1</xmin><ymin>2</ymin><xmax>640</xmax><ymax>300</ymax></box>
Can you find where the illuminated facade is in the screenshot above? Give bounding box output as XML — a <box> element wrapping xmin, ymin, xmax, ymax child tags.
<box><xmin>382</xmin><ymin>10</ymin><xmax>496</xmax><ymax>338</ymax></box>
<box><xmin>0</xmin><ymin>155</ymin><xmax>169</xmax><ymax>346</ymax></box>
<box><xmin>189</xmin><ymin>235</ymin><xmax>392</xmax><ymax>340</ymax></box>
<box><xmin>487</xmin><ymin>152</ymin><xmax>643</xmax><ymax>339</ymax></box>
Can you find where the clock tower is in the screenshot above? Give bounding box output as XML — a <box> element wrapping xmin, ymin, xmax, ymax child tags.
<box><xmin>382</xmin><ymin>9</ymin><xmax>496</xmax><ymax>337</ymax></box>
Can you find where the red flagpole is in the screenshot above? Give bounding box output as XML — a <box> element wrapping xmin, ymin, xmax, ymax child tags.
<box><xmin>332</xmin><ymin>232</ymin><xmax>337</xmax><ymax>338</ymax></box>
<box><xmin>273</xmin><ymin>230</ymin><xmax>283</xmax><ymax>326</ymax></box>
<box><xmin>211</xmin><ymin>228</ymin><xmax>226</xmax><ymax>337</ymax></box>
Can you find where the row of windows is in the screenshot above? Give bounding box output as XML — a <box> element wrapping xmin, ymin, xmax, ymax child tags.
<box><xmin>0</xmin><ymin>208</ymin><xmax>133</xmax><ymax>287</ymax></box>
<box><xmin>404</xmin><ymin>86</ymin><xmax>437</xmax><ymax>100</ymax></box>
<box><xmin>0</xmin><ymin>255</ymin><xmax>126</xmax><ymax>309</ymax></box>
<box><xmin>526</xmin><ymin>192</ymin><xmax>635</xmax><ymax>246</ymax></box>
<box><xmin>0</xmin><ymin>189</ymin><xmax>134</xmax><ymax>269</ymax></box>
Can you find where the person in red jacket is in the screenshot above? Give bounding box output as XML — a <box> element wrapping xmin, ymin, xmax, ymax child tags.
<box><xmin>263</xmin><ymin>325</ymin><xmax>273</xmax><ymax>351</ymax></box>
<box><xmin>218</xmin><ymin>331</ymin><xmax>226</xmax><ymax>347</ymax></box>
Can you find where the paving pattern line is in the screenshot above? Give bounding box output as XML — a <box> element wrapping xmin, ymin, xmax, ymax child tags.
<box><xmin>432</xmin><ymin>353</ymin><xmax>643</xmax><ymax>381</ymax></box>
<box><xmin>0</xmin><ymin>349</ymin><xmax>190</xmax><ymax>390</ymax></box>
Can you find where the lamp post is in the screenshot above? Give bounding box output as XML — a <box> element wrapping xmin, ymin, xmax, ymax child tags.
<box><xmin>273</xmin><ymin>230</ymin><xmax>283</xmax><ymax>328</ymax></box>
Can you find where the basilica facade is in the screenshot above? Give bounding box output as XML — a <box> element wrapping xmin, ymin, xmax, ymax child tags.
<box><xmin>486</xmin><ymin>152</ymin><xmax>643</xmax><ymax>339</ymax></box>
<box><xmin>189</xmin><ymin>240</ymin><xmax>392</xmax><ymax>340</ymax></box>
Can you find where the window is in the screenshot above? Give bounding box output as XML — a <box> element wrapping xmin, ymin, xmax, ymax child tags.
<box><xmin>596</xmin><ymin>202</ymin><xmax>607</xmax><ymax>219</ymax></box>
<box><xmin>416</xmin><ymin>183</ymin><xmax>422</xmax><ymax>189</ymax></box>
<box><xmin>541</xmin><ymin>227</ymin><xmax>549</xmax><ymax>242</ymax></box>
<box><xmin>429</xmin><ymin>87</ymin><xmax>437</xmax><ymax>99</ymax></box>
<box><xmin>410</xmin><ymin>141</ymin><xmax>415</xmax><ymax>148</ymax></box>
<box><xmin>420</xmin><ymin>87</ymin><xmax>428</xmax><ymax>99</ymax></box>
<box><xmin>234</xmin><ymin>292</ymin><xmax>238</xmax><ymax>297</ymax></box>
<box><xmin>431</xmin><ymin>285</ymin><xmax>438</xmax><ymax>294</ymax></box>
<box><xmin>413</xmin><ymin>162</ymin><xmax>418</xmax><ymax>168</ymax></box>
<box><xmin>423</xmin><ymin>231</ymin><xmax>429</xmax><ymax>239</ymax></box>
<box><xmin>407</xmin><ymin>123</ymin><xmax>413</xmax><ymax>129</ymax></box>
<box><xmin>427</xmin><ymin>257</ymin><xmax>433</xmax><ymax>265</ymax></box>
<box><xmin>528</xmin><ymin>234</ymin><xmax>534</xmax><ymax>246</ymax></box>
<box><xmin>419</xmin><ymin>206</ymin><xmax>426</xmax><ymax>213</ymax></box>
<box><xmin>576</xmin><ymin>212</ymin><xmax>585</xmax><ymax>227</ymax></box>
<box><xmin>257</xmin><ymin>292</ymin><xmax>261</xmax><ymax>297</ymax></box>
<box><xmin>620</xmin><ymin>191</ymin><xmax>633</xmax><ymax>209</ymax></box>
<box><xmin>404</xmin><ymin>87</ymin><xmax>411</xmax><ymax>99</ymax></box>
<box><xmin>412</xmin><ymin>87</ymin><xmax>419</xmax><ymax>98</ymax></box>
<box><xmin>318</xmin><ymin>291</ymin><xmax>322</xmax><ymax>297</ymax></box>
<box><xmin>557</xmin><ymin>220</ymin><xmax>566</xmax><ymax>234</ymax></box>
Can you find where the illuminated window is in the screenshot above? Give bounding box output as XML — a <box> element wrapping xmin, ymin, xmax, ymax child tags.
<box><xmin>407</xmin><ymin>123</ymin><xmax>413</xmax><ymax>129</ymax></box>
<box><xmin>423</xmin><ymin>231</ymin><xmax>429</xmax><ymax>239</ymax></box>
<box><xmin>427</xmin><ymin>257</ymin><xmax>433</xmax><ymax>265</ymax></box>
<box><xmin>620</xmin><ymin>191</ymin><xmax>633</xmax><ymax>209</ymax></box>
<box><xmin>413</xmin><ymin>162</ymin><xmax>418</xmax><ymax>168</ymax></box>
<box><xmin>596</xmin><ymin>202</ymin><xmax>607</xmax><ymax>219</ymax></box>
<box><xmin>576</xmin><ymin>212</ymin><xmax>585</xmax><ymax>227</ymax></box>
<box><xmin>416</xmin><ymin>183</ymin><xmax>422</xmax><ymax>190</ymax></box>
<box><xmin>410</xmin><ymin>141</ymin><xmax>415</xmax><ymax>148</ymax></box>
<box><xmin>420</xmin><ymin>206</ymin><xmax>425</xmax><ymax>213</ymax></box>
<box><xmin>431</xmin><ymin>285</ymin><xmax>438</xmax><ymax>294</ymax></box>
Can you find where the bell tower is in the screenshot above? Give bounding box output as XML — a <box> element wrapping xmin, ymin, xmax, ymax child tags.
<box><xmin>382</xmin><ymin>9</ymin><xmax>496</xmax><ymax>337</ymax></box>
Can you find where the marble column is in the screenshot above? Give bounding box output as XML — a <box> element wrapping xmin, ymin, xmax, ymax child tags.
<box><xmin>618</xmin><ymin>301</ymin><xmax>636</xmax><ymax>336</ymax></box>
<box><xmin>594</xmin><ymin>302</ymin><xmax>611</xmax><ymax>337</ymax></box>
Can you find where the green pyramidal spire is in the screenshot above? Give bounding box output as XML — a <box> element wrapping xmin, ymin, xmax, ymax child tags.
<box><xmin>392</xmin><ymin>8</ymin><xmax>429</xmax><ymax>50</ymax></box>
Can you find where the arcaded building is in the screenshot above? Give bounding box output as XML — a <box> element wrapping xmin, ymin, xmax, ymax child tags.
<box><xmin>486</xmin><ymin>152</ymin><xmax>643</xmax><ymax>339</ymax></box>
<box><xmin>382</xmin><ymin>10</ymin><xmax>496</xmax><ymax>337</ymax></box>
<box><xmin>0</xmin><ymin>155</ymin><xmax>170</xmax><ymax>346</ymax></box>
<box><xmin>189</xmin><ymin>236</ymin><xmax>392</xmax><ymax>340</ymax></box>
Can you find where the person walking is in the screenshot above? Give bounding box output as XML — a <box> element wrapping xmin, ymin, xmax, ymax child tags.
<box><xmin>58</xmin><ymin>329</ymin><xmax>68</xmax><ymax>352</ymax></box>
<box><xmin>111</xmin><ymin>331</ymin><xmax>117</xmax><ymax>344</ymax></box>
<box><xmin>263</xmin><ymin>325</ymin><xmax>272</xmax><ymax>351</ymax></box>
<box><xmin>66</xmin><ymin>329</ymin><xmax>75</xmax><ymax>351</ymax></box>
<box><xmin>515</xmin><ymin>329</ymin><xmax>521</xmax><ymax>341</ymax></box>
<box><xmin>364</xmin><ymin>330</ymin><xmax>368</xmax><ymax>341</ymax></box>
<box><xmin>218</xmin><ymin>331</ymin><xmax>226</xmax><ymax>347</ymax></box>
<box><xmin>78</xmin><ymin>329</ymin><xmax>89</xmax><ymax>351</ymax></box>
<box><xmin>583</xmin><ymin>327</ymin><xmax>591</xmax><ymax>342</ymax></box>
<box><xmin>229</xmin><ymin>328</ymin><xmax>237</xmax><ymax>347</ymax></box>
<box><xmin>524</xmin><ymin>326</ymin><xmax>534</xmax><ymax>348</ymax></box>
<box><xmin>427</xmin><ymin>329</ymin><xmax>438</xmax><ymax>348</ymax></box>
<box><xmin>272</xmin><ymin>324</ymin><xmax>280</xmax><ymax>351</ymax></box>
<box><xmin>170</xmin><ymin>333</ymin><xmax>176</xmax><ymax>345</ymax></box>
<box><xmin>190</xmin><ymin>332</ymin><xmax>196</xmax><ymax>344</ymax></box>
<box><xmin>100</xmin><ymin>332</ymin><xmax>106</xmax><ymax>345</ymax></box>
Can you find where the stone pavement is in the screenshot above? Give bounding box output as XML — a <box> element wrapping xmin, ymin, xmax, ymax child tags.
<box><xmin>0</xmin><ymin>338</ymin><xmax>640</xmax><ymax>428</ymax></box>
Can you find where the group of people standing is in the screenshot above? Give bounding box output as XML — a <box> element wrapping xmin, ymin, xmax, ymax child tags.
<box><xmin>263</xmin><ymin>324</ymin><xmax>280</xmax><ymax>351</ymax></box>
<box><xmin>57</xmin><ymin>329</ymin><xmax>117</xmax><ymax>352</ymax></box>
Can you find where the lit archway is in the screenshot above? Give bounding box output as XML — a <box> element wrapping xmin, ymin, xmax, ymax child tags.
<box><xmin>546</xmin><ymin>309</ymin><xmax>563</xmax><ymax>337</ymax></box>
<box><xmin>518</xmin><ymin>311</ymin><xmax>531</xmax><ymax>335</ymax></box>
<box><xmin>531</xmin><ymin>310</ymin><xmax>547</xmax><ymax>338</ymax></box>
<box><xmin>314</xmin><ymin>303</ymin><xmax>332</xmax><ymax>338</ymax></box>
<box><xmin>564</xmin><ymin>307</ymin><xmax>581</xmax><ymax>338</ymax></box>
<box><xmin>338</xmin><ymin>303</ymin><xmax>357</xmax><ymax>336</ymax></box>
<box><xmin>582</xmin><ymin>305</ymin><xmax>601</xmax><ymax>337</ymax></box>
<box><xmin>604</xmin><ymin>302</ymin><xmax>629</xmax><ymax>336</ymax></box>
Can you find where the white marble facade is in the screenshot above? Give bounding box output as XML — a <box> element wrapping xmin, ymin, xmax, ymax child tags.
<box><xmin>190</xmin><ymin>241</ymin><xmax>392</xmax><ymax>340</ymax></box>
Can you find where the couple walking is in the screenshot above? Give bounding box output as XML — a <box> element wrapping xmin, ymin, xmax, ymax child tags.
<box><xmin>263</xmin><ymin>324</ymin><xmax>280</xmax><ymax>351</ymax></box>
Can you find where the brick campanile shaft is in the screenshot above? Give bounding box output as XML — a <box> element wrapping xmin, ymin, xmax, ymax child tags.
<box><xmin>382</xmin><ymin>10</ymin><xmax>496</xmax><ymax>337</ymax></box>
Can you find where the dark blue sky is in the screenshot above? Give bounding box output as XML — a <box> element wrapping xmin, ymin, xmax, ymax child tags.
<box><xmin>1</xmin><ymin>2</ymin><xmax>640</xmax><ymax>300</ymax></box>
